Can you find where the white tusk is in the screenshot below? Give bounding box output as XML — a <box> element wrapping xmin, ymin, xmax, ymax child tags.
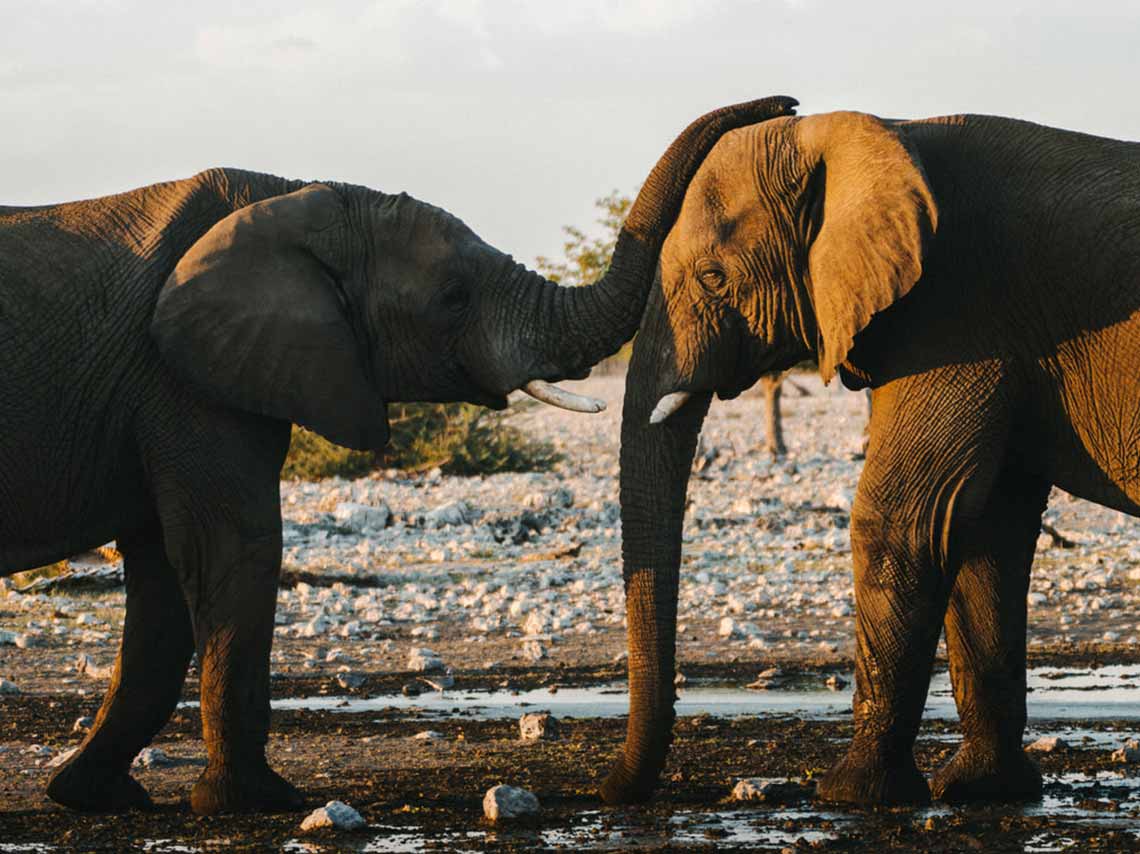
<box><xmin>522</xmin><ymin>380</ymin><xmax>607</xmax><ymax>413</ymax></box>
<box><xmin>649</xmin><ymin>391</ymin><xmax>692</xmax><ymax>425</ymax></box>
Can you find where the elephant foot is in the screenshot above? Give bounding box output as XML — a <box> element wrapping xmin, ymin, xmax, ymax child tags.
<box><xmin>931</xmin><ymin>741</ymin><xmax>1042</xmax><ymax>803</ymax></box>
<box><xmin>816</xmin><ymin>747</ymin><xmax>930</xmax><ymax>806</ymax></box>
<box><xmin>47</xmin><ymin>760</ymin><xmax>154</xmax><ymax>813</ymax></box>
<box><xmin>190</xmin><ymin>760</ymin><xmax>305</xmax><ymax>815</ymax></box>
<box><xmin>599</xmin><ymin>756</ymin><xmax>664</xmax><ymax>805</ymax></box>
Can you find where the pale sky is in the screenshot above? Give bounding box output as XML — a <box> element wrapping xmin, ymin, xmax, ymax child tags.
<box><xmin>3</xmin><ymin>0</ymin><xmax>1138</xmax><ymax>265</ymax></box>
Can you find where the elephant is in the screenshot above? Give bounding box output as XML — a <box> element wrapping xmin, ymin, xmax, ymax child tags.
<box><xmin>603</xmin><ymin>102</ymin><xmax>1140</xmax><ymax>807</ymax></box>
<box><xmin>0</xmin><ymin>96</ymin><xmax>798</xmax><ymax>815</ymax></box>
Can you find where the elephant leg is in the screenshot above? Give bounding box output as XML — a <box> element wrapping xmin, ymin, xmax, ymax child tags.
<box><xmin>816</xmin><ymin>364</ymin><xmax>1013</xmax><ymax>806</ymax></box>
<box><xmin>143</xmin><ymin>411</ymin><xmax>301</xmax><ymax>816</ymax></box>
<box><xmin>46</xmin><ymin>526</ymin><xmax>194</xmax><ymax>812</ymax></box>
<box><xmin>931</xmin><ymin>470</ymin><xmax>1049</xmax><ymax>803</ymax></box>
<box><xmin>178</xmin><ymin>527</ymin><xmax>302</xmax><ymax>815</ymax></box>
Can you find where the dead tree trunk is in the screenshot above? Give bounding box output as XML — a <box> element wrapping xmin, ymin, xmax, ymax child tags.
<box><xmin>761</xmin><ymin>374</ymin><xmax>786</xmax><ymax>457</ymax></box>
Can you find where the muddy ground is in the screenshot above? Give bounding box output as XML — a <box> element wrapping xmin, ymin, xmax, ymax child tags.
<box><xmin>6</xmin><ymin>653</ymin><xmax>1140</xmax><ymax>851</ymax></box>
<box><xmin>3</xmin><ymin>376</ymin><xmax>1140</xmax><ymax>851</ymax></box>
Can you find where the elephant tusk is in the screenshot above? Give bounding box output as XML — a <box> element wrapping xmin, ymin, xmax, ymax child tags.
<box><xmin>649</xmin><ymin>391</ymin><xmax>692</xmax><ymax>425</ymax></box>
<box><xmin>521</xmin><ymin>380</ymin><xmax>607</xmax><ymax>413</ymax></box>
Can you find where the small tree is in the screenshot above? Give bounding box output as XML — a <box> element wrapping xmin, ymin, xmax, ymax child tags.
<box><xmin>535</xmin><ymin>190</ymin><xmax>635</xmax><ymax>371</ymax></box>
<box><xmin>535</xmin><ymin>190</ymin><xmax>632</xmax><ymax>288</ymax></box>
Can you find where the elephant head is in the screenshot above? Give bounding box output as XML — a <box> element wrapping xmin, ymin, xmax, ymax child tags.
<box><xmin>150</xmin><ymin>97</ymin><xmax>798</xmax><ymax>452</ymax></box>
<box><xmin>603</xmin><ymin>109</ymin><xmax>937</xmax><ymax>803</ymax></box>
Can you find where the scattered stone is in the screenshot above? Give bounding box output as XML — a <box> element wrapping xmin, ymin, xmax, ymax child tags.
<box><xmin>336</xmin><ymin>672</ymin><xmax>365</xmax><ymax>690</ymax></box>
<box><xmin>132</xmin><ymin>747</ymin><xmax>173</xmax><ymax>769</ymax></box>
<box><xmin>519</xmin><ymin>712</ymin><xmax>560</xmax><ymax>741</ymax></box>
<box><xmin>333</xmin><ymin>501</ymin><xmax>391</xmax><ymax>533</ymax></box>
<box><xmin>746</xmin><ymin>667</ymin><xmax>786</xmax><ymax>690</ymax></box>
<box><xmin>521</xmin><ymin>640</ymin><xmax>547</xmax><ymax>662</ymax></box>
<box><xmin>419</xmin><ymin>669</ymin><xmax>454</xmax><ymax>692</ymax></box>
<box><xmin>13</xmin><ymin>633</ymin><xmax>39</xmax><ymax>649</ymax></box>
<box><xmin>75</xmin><ymin>653</ymin><xmax>112</xmax><ymax>680</ymax></box>
<box><xmin>402</xmin><ymin>682</ymin><xmax>424</xmax><ymax>697</ymax></box>
<box><xmin>407</xmin><ymin>648</ymin><xmax>445</xmax><ymax>673</ymax></box>
<box><xmin>300</xmin><ymin>800</ymin><xmax>367</xmax><ymax>832</ymax></box>
<box><xmin>1112</xmin><ymin>740</ymin><xmax>1140</xmax><ymax>764</ymax></box>
<box><xmin>0</xmin><ymin>678</ymin><xmax>19</xmax><ymax>694</ymax></box>
<box><xmin>825</xmin><ymin>674</ymin><xmax>848</xmax><ymax>691</ymax></box>
<box><xmin>24</xmin><ymin>744</ymin><xmax>52</xmax><ymax>758</ymax></box>
<box><xmin>483</xmin><ymin>784</ymin><xmax>540</xmax><ymax>821</ymax></box>
<box><xmin>674</xmin><ymin>672</ymin><xmax>687</xmax><ymax>687</ymax></box>
<box><xmin>732</xmin><ymin>778</ymin><xmax>814</xmax><ymax>804</ymax></box>
<box><xmin>72</xmin><ymin>716</ymin><xmax>94</xmax><ymax>734</ymax></box>
<box><xmin>46</xmin><ymin>747</ymin><xmax>79</xmax><ymax>769</ymax></box>
<box><xmin>425</xmin><ymin>500</ymin><xmax>478</xmax><ymax>528</ymax></box>
<box><xmin>0</xmin><ymin>630</ymin><xmax>15</xmax><ymax>645</ymax></box>
<box><xmin>412</xmin><ymin>730</ymin><xmax>443</xmax><ymax>741</ymax></box>
<box><xmin>1026</xmin><ymin>736</ymin><xmax>1069</xmax><ymax>753</ymax></box>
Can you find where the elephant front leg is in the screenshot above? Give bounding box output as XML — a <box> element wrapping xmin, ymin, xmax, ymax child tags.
<box><xmin>175</xmin><ymin>530</ymin><xmax>304</xmax><ymax>815</ymax></box>
<box><xmin>816</xmin><ymin>366</ymin><xmax>1015</xmax><ymax>806</ymax></box>
<box><xmin>931</xmin><ymin>472</ymin><xmax>1049</xmax><ymax>803</ymax></box>
<box><xmin>815</xmin><ymin>506</ymin><xmax>946</xmax><ymax>805</ymax></box>
<box><xmin>47</xmin><ymin>526</ymin><xmax>195</xmax><ymax>811</ymax></box>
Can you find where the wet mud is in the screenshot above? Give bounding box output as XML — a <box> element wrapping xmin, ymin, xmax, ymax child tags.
<box><xmin>5</xmin><ymin>655</ymin><xmax>1140</xmax><ymax>852</ymax></box>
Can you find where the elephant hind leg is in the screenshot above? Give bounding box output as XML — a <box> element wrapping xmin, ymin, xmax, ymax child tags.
<box><xmin>47</xmin><ymin>525</ymin><xmax>194</xmax><ymax>812</ymax></box>
<box><xmin>931</xmin><ymin>469</ymin><xmax>1050</xmax><ymax>803</ymax></box>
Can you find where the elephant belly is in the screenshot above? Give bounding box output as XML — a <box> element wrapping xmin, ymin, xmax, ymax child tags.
<box><xmin>0</xmin><ymin>405</ymin><xmax>152</xmax><ymax>575</ymax></box>
<box><xmin>1034</xmin><ymin>325</ymin><xmax>1140</xmax><ymax>518</ymax></box>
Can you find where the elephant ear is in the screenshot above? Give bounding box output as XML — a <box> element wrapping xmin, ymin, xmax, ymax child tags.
<box><xmin>151</xmin><ymin>183</ymin><xmax>390</xmax><ymax>450</ymax></box>
<box><xmin>797</xmin><ymin>112</ymin><xmax>938</xmax><ymax>386</ymax></box>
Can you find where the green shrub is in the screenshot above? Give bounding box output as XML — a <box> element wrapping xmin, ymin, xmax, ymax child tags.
<box><xmin>282</xmin><ymin>402</ymin><xmax>560</xmax><ymax>481</ymax></box>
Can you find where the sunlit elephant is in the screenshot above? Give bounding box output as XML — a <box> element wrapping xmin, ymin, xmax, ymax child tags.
<box><xmin>0</xmin><ymin>96</ymin><xmax>797</xmax><ymax>814</ymax></box>
<box><xmin>603</xmin><ymin>103</ymin><xmax>1140</xmax><ymax>807</ymax></box>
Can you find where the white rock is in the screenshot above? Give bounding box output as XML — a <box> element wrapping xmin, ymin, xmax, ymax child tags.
<box><xmin>46</xmin><ymin>747</ymin><xmax>79</xmax><ymax>769</ymax></box>
<box><xmin>412</xmin><ymin>730</ymin><xmax>443</xmax><ymax>741</ymax></box>
<box><xmin>426</xmin><ymin>500</ymin><xmax>477</xmax><ymax>528</ymax></box>
<box><xmin>731</xmin><ymin>777</ymin><xmax>813</xmax><ymax>803</ymax></box>
<box><xmin>300</xmin><ymin>800</ymin><xmax>367</xmax><ymax>832</ymax></box>
<box><xmin>300</xmin><ymin>616</ymin><xmax>331</xmax><ymax>638</ymax></box>
<box><xmin>72</xmin><ymin>716</ymin><xmax>94</xmax><ymax>733</ymax></box>
<box><xmin>132</xmin><ymin>747</ymin><xmax>173</xmax><ymax>768</ymax></box>
<box><xmin>483</xmin><ymin>784</ymin><xmax>540</xmax><ymax>821</ymax></box>
<box><xmin>0</xmin><ymin>678</ymin><xmax>19</xmax><ymax>694</ymax></box>
<box><xmin>333</xmin><ymin>501</ymin><xmax>391</xmax><ymax>533</ymax></box>
<box><xmin>521</xmin><ymin>640</ymin><xmax>547</xmax><ymax>662</ymax></box>
<box><xmin>519</xmin><ymin>712</ymin><xmax>560</xmax><ymax>741</ymax></box>
<box><xmin>1026</xmin><ymin>736</ymin><xmax>1068</xmax><ymax>753</ymax></box>
<box><xmin>13</xmin><ymin>633</ymin><xmax>38</xmax><ymax>649</ymax></box>
<box><xmin>75</xmin><ymin>654</ymin><xmax>112</xmax><ymax>680</ymax></box>
<box><xmin>407</xmin><ymin>647</ymin><xmax>445</xmax><ymax>673</ymax></box>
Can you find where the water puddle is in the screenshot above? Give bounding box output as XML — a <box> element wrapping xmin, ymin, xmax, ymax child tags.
<box><xmin>267</xmin><ymin>665</ymin><xmax>1140</xmax><ymax>722</ymax></box>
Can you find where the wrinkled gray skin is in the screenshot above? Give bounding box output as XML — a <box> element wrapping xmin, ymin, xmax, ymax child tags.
<box><xmin>606</xmin><ymin>106</ymin><xmax>1140</xmax><ymax>807</ymax></box>
<box><xmin>0</xmin><ymin>96</ymin><xmax>798</xmax><ymax>815</ymax></box>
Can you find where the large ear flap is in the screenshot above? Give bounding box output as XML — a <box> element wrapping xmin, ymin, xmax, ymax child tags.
<box><xmin>151</xmin><ymin>183</ymin><xmax>390</xmax><ymax>450</ymax></box>
<box><xmin>796</xmin><ymin>112</ymin><xmax>938</xmax><ymax>386</ymax></box>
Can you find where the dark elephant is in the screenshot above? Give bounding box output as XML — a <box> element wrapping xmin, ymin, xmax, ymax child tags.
<box><xmin>0</xmin><ymin>96</ymin><xmax>797</xmax><ymax>814</ymax></box>
<box><xmin>603</xmin><ymin>104</ymin><xmax>1140</xmax><ymax>807</ymax></box>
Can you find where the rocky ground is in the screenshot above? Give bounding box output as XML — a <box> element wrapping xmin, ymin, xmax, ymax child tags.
<box><xmin>2</xmin><ymin>373</ymin><xmax>1140</xmax><ymax>851</ymax></box>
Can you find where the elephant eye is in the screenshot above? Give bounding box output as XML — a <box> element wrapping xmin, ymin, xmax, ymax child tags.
<box><xmin>696</xmin><ymin>262</ymin><xmax>727</xmax><ymax>295</ymax></box>
<box><xmin>440</xmin><ymin>281</ymin><xmax>471</xmax><ymax>314</ymax></box>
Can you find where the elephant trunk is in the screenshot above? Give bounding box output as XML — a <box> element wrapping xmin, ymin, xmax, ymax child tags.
<box><xmin>599</xmin><ymin>296</ymin><xmax>711</xmax><ymax>804</ymax></box>
<box><xmin>506</xmin><ymin>97</ymin><xmax>797</xmax><ymax>387</ymax></box>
